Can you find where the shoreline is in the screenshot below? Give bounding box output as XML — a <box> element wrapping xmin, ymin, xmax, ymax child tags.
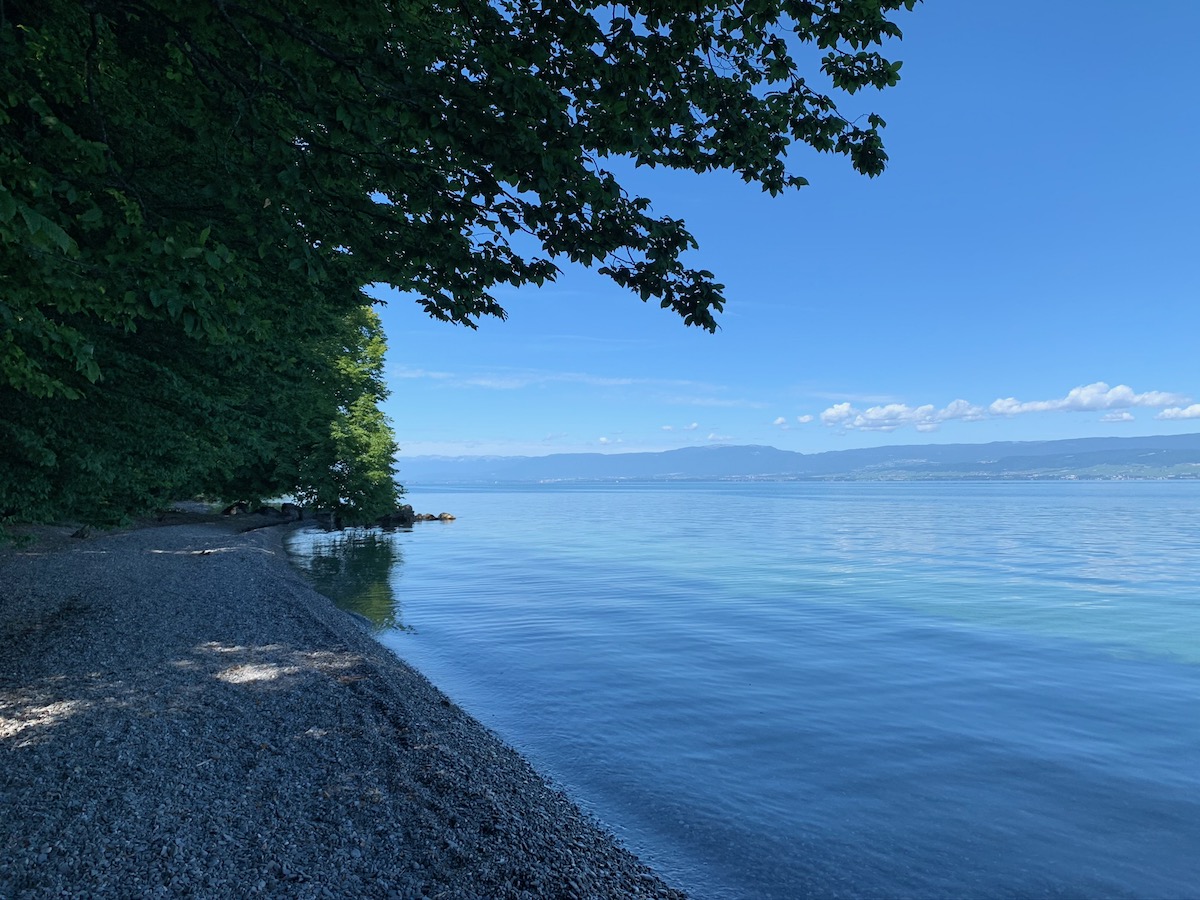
<box><xmin>0</xmin><ymin>517</ymin><xmax>686</xmax><ymax>898</ymax></box>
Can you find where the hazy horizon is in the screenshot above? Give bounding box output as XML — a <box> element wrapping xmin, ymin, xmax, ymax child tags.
<box><xmin>399</xmin><ymin>430</ymin><xmax>1200</xmax><ymax>460</ymax></box>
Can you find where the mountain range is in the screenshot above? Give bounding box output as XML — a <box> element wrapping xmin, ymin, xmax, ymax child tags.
<box><xmin>396</xmin><ymin>433</ymin><xmax>1200</xmax><ymax>484</ymax></box>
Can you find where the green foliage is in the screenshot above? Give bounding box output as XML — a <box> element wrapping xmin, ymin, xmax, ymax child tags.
<box><xmin>292</xmin><ymin>308</ymin><xmax>404</xmax><ymax>524</ymax></box>
<box><xmin>0</xmin><ymin>0</ymin><xmax>916</xmax><ymax>525</ymax></box>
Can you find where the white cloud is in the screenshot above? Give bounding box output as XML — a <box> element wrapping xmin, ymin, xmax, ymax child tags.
<box><xmin>395</xmin><ymin>365</ymin><xmax>769</xmax><ymax>415</ymax></box>
<box><xmin>809</xmin><ymin>391</ymin><xmax>899</xmax><ymax>404</ymax></box>
<box><xmin>462</xmin><ymin>375</ymin><xmax>538</xmax><ymax>390</ymax></box>
<box><xmin>819</xmin><ymin>399</ymin><xmax>985</xmax><ymax>433</ymax></box>
<box><xmin>796</xmin><ymin>415</ymin><xmax>814</xmax><ymax>424</ymax></box>
<box><xmin>989</xmin><ymin>382</ymin><xmax>1189</xmax><ymax>416</ymax></box>
<box><xmin>772</xmin><ymin>416</ymin><xmax>787</xmax><ymax>426</ymax></box>
<box><xmin>660</xmin><ymin>395</ymin><xmax>769</xmax><ymax>409</ymax></box>
<box><xmin>391</xmin><ymin>365</ymin><xmax>701</xmax><ymax>392</ymax></box>
<box><xmin>820</xmin><ymin>402</ymin><xmax>855</xmax><ymax>426</ymax></box>
<box><xmin>684</xmin><ymin>422</ymin><xmax>699</xmax><ymax>431</ymax></box>
<box><xmin>392</xmin><ymin>366</ymin><xmax>455</xmax><ymax>380</ymax></box>
<box><xmin>816</xmin><ymin>381</ymin><xmax>1191</xmax><ymax>435</ymax></box>
<box><xmin>661</xmin><ymin>425</ymin><xmax>674</xmax><ymax>431</ymax></box>
<box><xmin>940</xmin><ymin>399</ymin><xmax>989</xmax><ymax>422</ymax></box>
<box><xmin>706</xmin><ymin>432</ymin><xmax>731</xmax><ymax>442</ymax></box>
<box><xmin>460</xmin><ymin>371</ymin><xmax>641</xmax><ymax>390</ymax></box>
<box><xmin>598</xmin><ymin>436</ymin><xmax>611</xmax><ymax>444</ymax></box>
<box><xmin>1157</xmin><ymin>404</ymin><xmax>1200</xmax><ymax>420</ymax></box>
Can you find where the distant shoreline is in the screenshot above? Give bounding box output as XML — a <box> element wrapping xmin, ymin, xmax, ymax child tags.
<box><xmin>402</xmin><ymin>473</ymin><xmax>1200</xmax><ymax>485</ymax></box>
<box><xmin>395</xmin><ymin>432</ymin><xmax>1200</xmax><ymax>484</ymax></box>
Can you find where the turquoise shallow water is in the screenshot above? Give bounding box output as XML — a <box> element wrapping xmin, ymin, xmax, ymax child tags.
<box><xmin>286</xmin><ymin>481</ymin><xmax>1200</xmax><ymax>898</ymax></box>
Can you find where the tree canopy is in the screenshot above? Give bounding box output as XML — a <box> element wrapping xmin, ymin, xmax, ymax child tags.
<box><xmin>1</xmin><ymin>0</ymin><xmax>917</xmax><ymax>525</ymax></box>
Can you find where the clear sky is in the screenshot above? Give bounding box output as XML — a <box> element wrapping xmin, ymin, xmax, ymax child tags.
<box><xmin>372</xmin><ymin>1</ymin><xmax>1200</xmax><ymax>459</ymax></box>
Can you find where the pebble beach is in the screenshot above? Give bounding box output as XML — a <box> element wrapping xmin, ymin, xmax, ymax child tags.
<box><xmin>0</xmin><ymin>515</ymin><xmax>686</xmax><ymax>899</ymax></box>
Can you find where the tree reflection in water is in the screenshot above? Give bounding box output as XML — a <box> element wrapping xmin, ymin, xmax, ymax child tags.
<box><xmin>289</xmin><ymin>529</ymin><xmax>408</xmax><ymax>632</ymax></box>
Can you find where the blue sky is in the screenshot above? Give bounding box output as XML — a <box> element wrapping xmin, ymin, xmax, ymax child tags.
<box><xmin>372</xmin><ymin>1</ymin><xmax>1200</xmax><ymax>459</ymax></box>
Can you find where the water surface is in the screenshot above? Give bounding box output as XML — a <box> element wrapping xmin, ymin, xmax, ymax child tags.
<box><xmin>286</xmin><ymin>482</ymin><xmax>1200</xmax><ymax>898</ymax></box>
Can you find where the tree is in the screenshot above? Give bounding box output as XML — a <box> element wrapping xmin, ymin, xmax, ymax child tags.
<box><xmin>291</xmin><ymin>307</ymin><xmax>404</xmax><ymax>523</ymax></box>
<box><xmin>1</xmin><ymin>0</ymin><xmax>918</xmax><ymax>524</ymax></box>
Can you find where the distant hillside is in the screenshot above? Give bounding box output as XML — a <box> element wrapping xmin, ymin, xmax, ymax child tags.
<box><xmin>397</xmin><ymin>433</ymin><xmax>1200</xmax><ymax>484</ymax></box>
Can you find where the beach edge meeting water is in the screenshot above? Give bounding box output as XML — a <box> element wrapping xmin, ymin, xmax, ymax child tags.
<box><xmin>0</xmin><ymin>514</ymin><xmax>686</xmax><ymax>899</ymax></box>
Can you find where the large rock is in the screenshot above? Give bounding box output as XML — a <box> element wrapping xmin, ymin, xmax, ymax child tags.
<box><xmin>377</xmin><ymin>505</ymin><xmax>415</xmax><ymax>528</ymax></box>
<box><xmin>377</xmin><ymin>507</ymin><xmax>455</xmax><ymax>527</ymax></box>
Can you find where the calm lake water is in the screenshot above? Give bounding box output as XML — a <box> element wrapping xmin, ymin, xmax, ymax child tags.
<box><xmin>285</xmin><ymin>482</ymin><xmax>1200</xmax><ymax>899</ymax></box>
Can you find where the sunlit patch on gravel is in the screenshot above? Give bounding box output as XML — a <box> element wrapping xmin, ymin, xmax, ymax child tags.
<box><xmin>215</xmin><ymin>663</ymin><xmax>300</xmax><ymax>684</ymax></box>
<box><xmin>197</xmin><ymin>641</ymin><xmax>286</xmax><ymax>655</ymax></box>
<box><xmin>0</xmin><ymin>698</ymin><xmax>85</xmax><ymax>742</ymax></box>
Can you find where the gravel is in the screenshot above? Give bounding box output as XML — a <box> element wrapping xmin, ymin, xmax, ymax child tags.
<box><xmin>0</xmin><ymin>518</ymin><xmax>687</xmax><ymax>899</ymax></box>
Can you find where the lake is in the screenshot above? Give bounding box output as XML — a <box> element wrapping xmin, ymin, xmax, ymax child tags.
<box><xmin>284</xmin><ymin>481</ymin><xmax>1200</xmax><ymax>898</ymax></box>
